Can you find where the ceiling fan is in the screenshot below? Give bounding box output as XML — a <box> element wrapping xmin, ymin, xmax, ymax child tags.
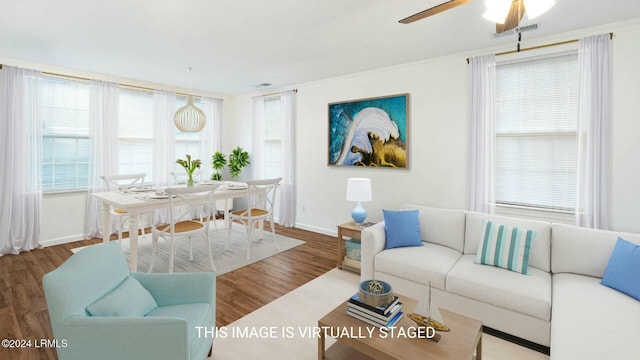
<box><xmin>399</xmin><ymin>0</ymin><xmax>555</xmax><ymax>34</ymax></box>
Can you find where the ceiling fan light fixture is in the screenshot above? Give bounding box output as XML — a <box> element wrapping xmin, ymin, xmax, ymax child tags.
<box><xmin>524</xmin><ymin>0</ymin><xmax>555</xmax><ymax>20</ymax></box>
<box><xmin>483</xmin><ymin>0</ymin><xmax>512</xmax><ymax>24</ymax></box>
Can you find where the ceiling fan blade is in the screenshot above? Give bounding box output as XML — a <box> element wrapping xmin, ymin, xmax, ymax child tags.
<box><xmin>496</xmin><ymin>0</ymin><xmax>525</xmax><ymax>33</ymax></box>
<box><xmin>399</xmin><ymin>0</ymin><xmax>473</xmax><ymax>24</ymax></box>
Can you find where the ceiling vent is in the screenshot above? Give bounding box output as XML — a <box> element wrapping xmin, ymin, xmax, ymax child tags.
<box><xmin>494</xmin><ymin>23</ymin><xmax>538</xmax><ymax>38</ymax></box>
<box><xmin>254</xmin><ymin>83</ymin><xmax>272</xmax><ymax>88</ymax></box>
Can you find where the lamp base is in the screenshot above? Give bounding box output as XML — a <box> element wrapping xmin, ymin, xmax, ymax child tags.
<box><xmin>351</xmin><ymin>202</ymin><xmax>367</xmax><ymax>225</ymax></box>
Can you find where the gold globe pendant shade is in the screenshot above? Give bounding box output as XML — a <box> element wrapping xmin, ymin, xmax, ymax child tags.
<box><xmin>174</xmin><ymin>95</ymin><xmax>206</xmax><ymax>132</ymax></box>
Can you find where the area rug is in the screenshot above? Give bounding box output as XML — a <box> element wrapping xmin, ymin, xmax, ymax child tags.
<box><xmin>208</xmin><ymin>269</ymin><xmax>550</xmax><ymax>360</ymax></box>
<box><xmin>72</xmin><ymin>220</ymin><xmax>305</xmax><ymax>275</ymax></box>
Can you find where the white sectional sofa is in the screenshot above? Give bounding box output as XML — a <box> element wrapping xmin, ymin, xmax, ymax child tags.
<box><xmin>550</xmin><ymin>224</ymin><xmax>640</xmax><ymax>359</ymax></box>
<box><xmin>360</xmin><ymin>204</ymin><xmax>640</xmax><ymax>358</ymax></box>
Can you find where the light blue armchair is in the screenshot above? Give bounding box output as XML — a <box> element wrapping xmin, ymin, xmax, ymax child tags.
<box><xmin>43</xmin><ymin>241</ymin><xmax>216</xmax><ymax>360</ymax></box>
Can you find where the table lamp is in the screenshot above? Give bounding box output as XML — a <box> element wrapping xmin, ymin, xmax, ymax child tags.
<box><xmin>346</xmin><ymin>178</ymin><xmax>372</xmax><ymax>225</ymax></box>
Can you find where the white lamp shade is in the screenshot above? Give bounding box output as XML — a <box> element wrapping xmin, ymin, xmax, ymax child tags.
<box><xmin>174</xmin><ymin>95</ymin><xmax>206</xmax><ymax>132</ymax></box>
<box><xmin>483</xmin><ymin>0</ymin><xmax>513</xmax><ymax>24</ymax></box>
<box><xmin>525</xmin><ymin>0</ymin><xmax>555</xmax><ymax>20</ymax></box>
<box><xmin>346</xmin><ymin>178</ymin><xmax>372</xmax><ymax>202</ymax></box>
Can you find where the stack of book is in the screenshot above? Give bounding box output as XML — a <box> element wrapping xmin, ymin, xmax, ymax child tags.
<box><xmin>346</xmin><ymin>293</ymin><xmax>403</xmax><ymax>328</ymax></box>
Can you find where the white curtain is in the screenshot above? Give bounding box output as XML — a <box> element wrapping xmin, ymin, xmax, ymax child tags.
<box><xmin>153</xmin><ymin>90</ymin><xmax>177</xmax><ymax>187</ymax></box>
<box><xmin>0</xmin><ymin>66</ymin><xmax>43</xmax><ymax>255</ymax></box>
<box><xmin>576</xmin><ymin>34</ymin><xmax>611</xmax><ymax>229</ymax></box>
<box><xmin>152</xmin><ymin>90</ymin><xmax>176</xmax><ymax>224</ymax></box>
<box><xmin>200</xmin><ymin>97</ymin><xmax>223</xmax><ymax>180</ymax></box>
<box><xmin>279</xmin><ymin>90</ymin><xmax>296</xmax><ymax>227</ymax></box>
<box><xmin>468</xmin><ymin>55</ymin><xmax>497</xmax><ymax>214</ymax></box>
<box><xmin>251</xmin><ymin>96</ymin><xmax>265</xmax><ymax>180</ymax></box>
<box><xmin>85</xmin><ymin>80</ymin><xmax>119</xmax><ymax>238</ymax></box>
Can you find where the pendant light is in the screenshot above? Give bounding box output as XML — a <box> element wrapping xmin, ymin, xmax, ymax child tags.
<box><xmin>174</xmin><ymin>67</ymin><xmax>206</xmax><ymax>132</ymax></box>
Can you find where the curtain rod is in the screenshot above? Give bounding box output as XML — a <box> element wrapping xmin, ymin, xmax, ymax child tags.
<box><xmin>466</xmin><ymin>32</ymin><xmax>613</xmax><ymax>64</ymax></box>
<box><xmin>0</xmin><ymin>63</ymin><xmax>223</xmax><ymax>100</ymax></box>
<box><xmin>262</xmin><ymin>89</ymin><xmax>298</xmax><ymax>97</ymax></box>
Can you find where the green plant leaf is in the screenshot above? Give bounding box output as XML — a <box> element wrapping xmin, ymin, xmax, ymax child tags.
<box><xmin>211</xmin><ymin>151</ymin><xmax>227</xmax><ymax>170</ymax></box>
<box><xmin>228</xmin><ymin>146</ymin><xmax>250</xmax><ymax>179</ymax></box>
<box><xmin>176</xmin><ymin>154</ymin><xmax>201</xmax><ymax>175</ymax></box>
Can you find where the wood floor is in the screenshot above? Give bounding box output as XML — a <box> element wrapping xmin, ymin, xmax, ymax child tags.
<box><xmin>0</xmin><ymin>225</ymin><xmax>338</xmax><ymax>360</ymax></box>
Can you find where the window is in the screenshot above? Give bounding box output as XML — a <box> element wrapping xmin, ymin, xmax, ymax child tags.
<box><xmin>494</xmin><ymin>52</ymin><xmax>579</xmax><ymax>211</ymax></box>
<box><xmin>37</xmin><ymin>76</ymin><xmax>210</xmax><ymax>191</ymax></box>
<box><xmin>263</xmin><ymin>96</ymin><xmax>283</xmax><ymax>219</ymax></box>
<box><xmin>41</xmin><ymin>77</ymin><xmax>90</xmax><ymax>192</ymax></box>
<box><xmin>118</xmin><ymin>88</ymin><xmax>154</xmax><ymax>181</ymax></box>
<box><xmin>263</xmin><ymin>97</ymin><xmax>282</xmax><ymax>179</ymax></box>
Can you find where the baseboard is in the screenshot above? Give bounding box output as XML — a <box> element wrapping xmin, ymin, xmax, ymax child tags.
<box><xmin>482</xmin><ymin>326</ymin><xmax>551</xmax><ymax>355</ymax></box>
<box><xmin>295</xmin><ymin>223</ymin><xmax>336</xmax><ymax>237</ymax></box>
<box><xmin>41</xmin><ymin>234</ymin><xmax>86</xmax><ymax>247</ymax></box>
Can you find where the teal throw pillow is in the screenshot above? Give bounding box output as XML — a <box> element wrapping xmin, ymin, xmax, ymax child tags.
<box><xmin>87</xmin><ymin>276</ymin><xmax>158</xmax><ymax>316</ymax></box>
<box><xmin>474</xmin><ymin>220</ymin><xmax>536</xmax><ymax>275</ymax></box>
<box><xmin>601</xmin><ymin>237</ymin><xmax>640</xmax><ymax>301</ymax></box>
<box><xmin>383</xmin><ymin>209</ymin><xmax>423</xmax><ymax>249</ymax></box>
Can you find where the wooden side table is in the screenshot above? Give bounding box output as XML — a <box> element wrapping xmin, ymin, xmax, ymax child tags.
<box><xmin>336</xmin><ymin>221</ymin><xmax>374</xmax><ymax>273</ymax></box>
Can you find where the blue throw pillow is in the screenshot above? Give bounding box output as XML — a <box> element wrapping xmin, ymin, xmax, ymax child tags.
<box><xmin>601</xmin><ymin>237</ymin><xmax>640</xmax><ymax>301</ymax></box>
<box><xmin>383</xmin><ymin>209</ymin><xmax>423</xmax><ymax>249</ymax></box>
<box><xmin>87</xmin><ymin>276</ymin><xmax>158</xmax><ymax>316</ymax></box>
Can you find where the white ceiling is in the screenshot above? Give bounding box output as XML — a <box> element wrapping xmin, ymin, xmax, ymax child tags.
<box><xmin>1</xmin><ymin>0</ymin><xmax>639</xmax><ymax>95</ymax></box>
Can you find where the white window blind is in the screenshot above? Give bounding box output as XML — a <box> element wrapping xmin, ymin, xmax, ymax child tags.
<box><xmin>495</xmin><ymin>52</ymin><xmax>579</xmax><ymax>211</ymax></box>
<box><xmin>27</xmin><ymin>75</ymin><xmax>217</xmax><ymax>191</ymax></box>
<box><xmin>263</xmin><ymin>96</ymin><xmax>283</xmax><ymax>219</ymax></box>
<box><xmin>118</xmin><ymin>88</ymin><xmax>153</xmax><ymax>181</ymax></box>
<box><xmin>41</xmin><ymin>77</ymin><xmax>90</xmax><ymax>191</ymax></box>
<box><xmin>264</xmin><ymin>97</ymin><xmax>282</xmax><ymax>179</ymax></box>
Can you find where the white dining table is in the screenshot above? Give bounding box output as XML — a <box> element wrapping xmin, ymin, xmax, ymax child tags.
<box><xmin>92</xmin><ymin>183</ymin><xmax>250</xmax><ymax>272</ymax></box>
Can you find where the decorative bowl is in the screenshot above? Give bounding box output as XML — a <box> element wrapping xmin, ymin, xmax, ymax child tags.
<box><xmin>358</xmin><ymin>280</ymin><xmax>393</xmax><ymax>307</ymax></box>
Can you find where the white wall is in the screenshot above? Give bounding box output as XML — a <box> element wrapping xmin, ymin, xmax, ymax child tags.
<box><xmin>233</xmin><ymin>19</ymin><xmax>640</xmax><ymax>235</ymax></box>
<box><xmin>609</xmin><ymin>21</ymin><xmax>640</xmax><ymax>232</ymax></box>
<box><xmin>38</xmin><ymin>18</ymin><xmax>640</xmax><ymax>244</ymax></box>
<box><xmin>41</xmin><ymin>193</ymin><xmax>87</xmax><ymax>246</ymax></box>
<box><xmin>234</xmin><ymin>56</ymin><xmax>471</xmax><ymax>234</ymax></box>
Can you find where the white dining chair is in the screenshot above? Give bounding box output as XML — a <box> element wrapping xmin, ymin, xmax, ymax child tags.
<box><xmin>227</xmin><ymin>177</ymin><xmax>282</xmax><ymax>260</ymax></box>
<box><xmin>148</xmin><ymin>184</ymin><xmax>221</xmax><ymax>273</ymax></box>
<box><xmin>100</xmin><ymin>173</ymin><xmax>148</xmax><ymax>246</ymax></box>
<box><xmin>169</xmin><ymin>169</ymin><xmax>220</xmax><ymax>230</ymax></box>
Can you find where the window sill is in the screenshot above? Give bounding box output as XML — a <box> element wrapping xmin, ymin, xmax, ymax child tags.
<box><xmin>43</xmin><ymin>189</ymin><xmax>88</xmax><ymax>198</ymax></box>
<box><xmin>495</xmin><ymin>203</ymin><xmax>575</xmax><ymax>225</ymax></box>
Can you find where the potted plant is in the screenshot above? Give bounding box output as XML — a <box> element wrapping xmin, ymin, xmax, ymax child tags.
<box><xmin>176</xmin><ymin>154</ymin><xmax>201</xmax><ymax>187</ymax></box>
<box><xmin>228</xmin><ymin>146</ymin><xmax>250</xmax><ymax>179</ymax></box>
<box><xmin>210</xmin><ymin>151</ymin><xmax>227</xmax><ymax>181</ymax></box>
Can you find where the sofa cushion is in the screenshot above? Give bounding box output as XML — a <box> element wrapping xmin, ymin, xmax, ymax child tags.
<box><xmin>383</xmin><ymin>209</ymin><xmax>423</xmax><ymax>249</ymax></box>
<box><xmin>465</xmin><ymin>212</ymin><xmax>551</xmax><ymax>272</ymax></box>
<box><xmin>146</xmin><ymin>303</ymin><xmax>213</xmax><ymax>349</ymax></box>
<box><xmin>400</xmin><ymin>204</ymin><xmax>467</xmax><ymax>253</ymax></box>
<box><xmin>551</xmin><ymin>273</ymin><xmax>640</xmax><ymax>360</ymax></box>
<box><xmin>447</xmin><ymin>255</ymin><xmax>551</xmax><ymax>321</ymax></box>
<box><xmin>475</xmin><ymin>220</ymin><xmax>535</xmax><ymax>274</ymax></box>
<box><xmin>601</xmin><ymin>237</ymin><xmax>640</xmax><ymax>300</ymax></box>
<box><xmin>86</xmin><ymin>276</ymin><xmax>158</xmax><ymax>317</ymax></box>
<box><xmin>552</xmin><ymin>223</ymin><xmax>640</xmax><ymax>277</ymax></box>
<box><xmin>374</xmin><ymin>242</ymin><xmax>462</xmax><ymax>291</ymax></box>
